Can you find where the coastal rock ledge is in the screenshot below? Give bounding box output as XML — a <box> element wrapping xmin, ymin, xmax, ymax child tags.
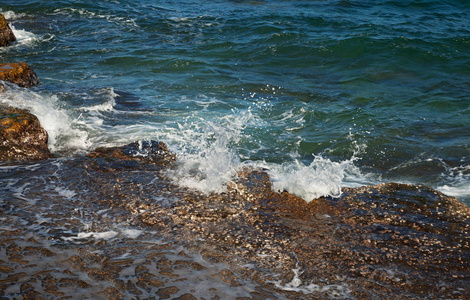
<box><xmin>0</xmin><ymin>140</ymin><xmax>468</xmax><ymax>299</ymax></box>
<box><xmin>0</xmin><ymin>105</ymin><xmax>51</xmax><ymax>161</ymax></box>
<box><xmin>0</xmin><ymin>13</ymin><xmax>16</xmax><ymax>47</ymax></box>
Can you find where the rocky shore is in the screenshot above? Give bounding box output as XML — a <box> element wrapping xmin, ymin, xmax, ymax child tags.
<box><xmin>0</xmin><ymin>13</ymin><xmax>469</xmax><ymax>299</ymax></box>
<box><xmin>0</xmin><ymin>140</ymin><xmax>468</xmax><ymax>299</ymax></box>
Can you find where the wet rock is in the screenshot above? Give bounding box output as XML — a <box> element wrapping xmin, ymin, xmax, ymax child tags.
<box><xmin>174</xmin><ymin>294</ymin><xmax>198</xmax><ymax>300</ymax></box>
<box><xmin>0</xmin><ymin>62</ymin><xmax>40</xmax><ymax>88</ymax></box>
<box><xmin>0</xmin><ymin>106</ymin><xmax>51</xmax><ymax>161</ymax></box>
<box><xmin>101</xmin><ymin>287</ymin><xmax>123</xmax><ymax>300</ymax></box>
<box><xmin>156</xmin><ymin>286</ymin><xmax>179</xmax><ymax>299</ymax></box>
<box><xmin>0</xmin><ymin>146</ymin><xmax>468</xmax><ymax>299</ymax></box>
<box><xmin>215</xmin><ymin>269</ymin><xmax>242</xmax><ymax>287</ymax></box>
<box><xmin>0</xmin><ymin>13</ymin><xmax>16</xmax><ymax>47</ymax></box>
<box><xmin>87</xmin><ymin>140</ymin><xmax>176</xmax><ymax>169</ymax></box>
<box><xmin>130</xmin><ymin>168</ymin><xmax>469</xmax><ymax>299</ymax></box>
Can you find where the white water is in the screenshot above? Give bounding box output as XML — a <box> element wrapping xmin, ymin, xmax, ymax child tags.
<box><xmin>154</xmin><ymin>107</ymin><xmax>372</xmax><ymax>201</ymax></box>
<box><xmin>0</xmin><ymin>10</ymin><xmax>26</xmax><ymax>21</ymax></box>
<box><xmin>269</xmin><ymin>263</ymin><xmax>351</xmax><ymax>298</ymax></box>
<box><xmin>1</xmin><ymin>81</ymin><xmax>468</xmax><ymax>203</ymax></box>
<box><xmin>2</xmin><ymin>83</ymin><xmax>469</xmax><ymax>203</ymax></box>
<box><xmin>437</xmin><ymin>164</ymin><xmax>470</xmax><ymax>201</ymax></box>
<box><xmin>0</xmin><ymin>84</ymin><xmax>90</xmax><ymax>153</ymax></box>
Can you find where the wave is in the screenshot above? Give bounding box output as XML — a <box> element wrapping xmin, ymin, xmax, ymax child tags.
<box><xmin>437</xmin><ymin>164</ymin><xmax>470</xmax><ymax>202</ymax></box>
<box><xmin>9</xmin><ymin>25</ymin><xmax>39</xmax><ymax>47</ymax></box>
<box><xmin>79</xmin><ymin>87</ymin><xmax>118</xmax><ymax>112</ymax></box>
<box><xmin>52</xmin><ymin>7</ymin><xmax>138</xmax><ymax>30</ymax></box>
<box><xmin>2</xmin><ymin>82</ymin><xmax>466</xmax><ymax>203</ymax></box>
<box><xmin>0</xmin><ymin>9</ymin><xmax>26</xmax><ymax>20</ymax></box>
<box><xmin>0</xmin><ymin>11</ymin><xmax>54</xmax><ymax>49</ymax></box>
<box><xmin>0</xmin><ymin>83</ymin><xmax>90</xmax><ymax>154</ymax></box>
<box><xmin>155</xmin><ymin>107</ymin><xmax>369</xmax><ymax>201</ymax></box>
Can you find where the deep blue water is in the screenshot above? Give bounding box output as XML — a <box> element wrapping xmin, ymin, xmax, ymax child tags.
<box><xmin>1</xmin><ymin>0</ymin><xmax>469</xmax><ymax>203</ymax></box>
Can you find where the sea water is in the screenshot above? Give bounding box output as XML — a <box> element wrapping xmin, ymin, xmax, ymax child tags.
<box><xmin>1</xmin><ymin>0</ymin><xmax>469</xmax><ymax>203</ymax></box>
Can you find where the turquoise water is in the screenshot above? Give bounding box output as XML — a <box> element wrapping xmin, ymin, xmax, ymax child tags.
<box><xmin>1</xmin><ymin>0</ymin><xmax>469</xmax><ymax>203</ymax></box>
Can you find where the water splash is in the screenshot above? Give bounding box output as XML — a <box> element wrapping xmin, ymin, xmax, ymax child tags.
<box><xmin>264</xmin><ymin>155</ymin><xmax>362</xmax><ymax>202</ymax></box>
<box><xmin>162</xmin><ymin>118</ymin><xmax>243</xmax><ymax>194</ymax></box>
<box><xmin>0</xmin><ymin>84</ymin><xmax>90</xmax><ymax>153</ymax></box>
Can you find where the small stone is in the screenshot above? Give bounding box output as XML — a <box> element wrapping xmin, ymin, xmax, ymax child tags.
<box><xmin>156</xmin><ymin>286</ymin><xmax>179</xmax><ymax>299</ymax></box>
<box><xmin>0</xmin><ymin>265</ymin><xmax>14</xmax><ymax>273</ymax></box>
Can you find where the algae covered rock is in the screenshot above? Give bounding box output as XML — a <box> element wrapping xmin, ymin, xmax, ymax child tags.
<box><xmin>0</xmin><ymin>106</ymin><xmax>51</xmax><ymax>161</ymax></box>
<box><xmin>0</xmin><ymin>13</ymin><xmax>16</xmax><ymax>47</ymax></box>
<box><xmin>0</xmin><ymin>62</ymin><xmax>40</xmax><ymax>88</ymax></box>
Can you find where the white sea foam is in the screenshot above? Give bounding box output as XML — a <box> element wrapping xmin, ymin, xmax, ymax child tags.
<box><xmin>54</xmin><ymin>187</ymin><xmax>77</xmax><ymax>199</ymax></box>
<box><xmin>437</xmin><ymin>164</ymin><xmax>470</xmax><ymax>203</ymax></box>
<box><xmin>80</xmin><ymin>87</ymin><xmax>118</xmax><ymax>112</ymax></box>
<box><xmin>163</xmin><ymin>119</ymin><xmax>242</xmax><ymax>194</ymax></box>
<box><xmin>0</xmin><ymin>10</ymin><xmax>26</xmax><ymax>20</ymax></box>
<box><xmin>264</xmin><ymin>156</ymin><xmax>362</xmax><ymax>202</ymax></box>
<box><xmin>269</xmin><ymin>265</ymin><xmax>351</xmax><ymax>298</ymax></box>
<box><xmin>62</xmin><ymin>230</ymin><xmax>119</xmax><ymax>241</ymax></box>
<box><xmin>438</xmin><ymin>183</ymin><xmax>470</xmax><ymax>200</ymax></box>
<box><xmin>9</xmin><ymin>25</ymin><xmax>38</xmax><ymax>46</ymax></box>
<box><xmin>52</xmin><ymin>7</ymin><xmax>138</xmax><ymax>29</ymax></box>
<box><xmin>156</xmin><ymin>106</ymin><xmax>368</xmax><ymax>201</ymax></box>
<box><xmin>120</xmin><ymin>228</ymin><xmax>143</xmax><ymax>239</ymax></box>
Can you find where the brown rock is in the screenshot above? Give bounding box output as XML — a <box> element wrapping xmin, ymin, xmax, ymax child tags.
<box><xmin>174</xmin><ymin>294</ymin><xmax>197</xmax><ymax>300</ymax></box>
<box><xmin>156</xmin><ymin>286</ymin><xmax>179</xmax><ymax>299</ymax></box>
<box><xmin>100</xmin><ymin>287</ymin><xmax>123</xmax><ymax>300</ymax></box>
<box><xmin>87</xmin><ymin>140</ymin><xmax>176</xmax><ymax>168</ymax></box>
<box><xmin>0</xmin><ymin>14</ymin><xmax>16</xmax><ymax>47</ymax></box>
<box><xmin>0</xmin><ymin>106</ymin><xmax>51</xmax><ymax>161</ymax></box>
<box><xmin>0</xmin><ymin>62</ymin><xmax>40</xmax><ymax>88</ymax></box>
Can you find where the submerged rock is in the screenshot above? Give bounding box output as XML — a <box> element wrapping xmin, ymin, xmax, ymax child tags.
<box><xmin>0</xmin><ymin>13</ymin><xmax>16</xmax><ymax>47</ymax></box>
<box><xmin>77</xmin><ymin>148</ymin><xmax>470</xmax><ymax>299</ymax></box>
<box><xmin>0</xmin><ymin>62</ymin><xmax>40</xmax><ymax>88</ymax></box>
<box><xmin>0</xmin><ymin>106</ymin><xmax>51</xmax><ymax>161</ymax></box>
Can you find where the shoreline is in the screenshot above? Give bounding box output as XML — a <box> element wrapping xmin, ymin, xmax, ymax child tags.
<box><xmin>1</xmin><ymin>11</ymin><xmax>469</xmax><ymax>299</ymax></box>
